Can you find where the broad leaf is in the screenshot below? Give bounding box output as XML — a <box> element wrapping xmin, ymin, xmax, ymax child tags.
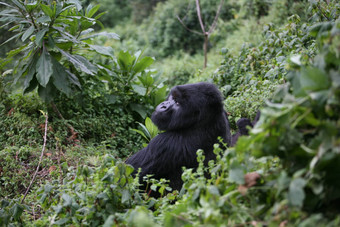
<box><xmin>117</xmin><ymin>51</ymin><xmax>134</xmax><ymax>72</ymax></box>
<box><xmin>132</xmin><ymin>84</ymin><xmax>146</xmax><ymax>96</ymax></box>
<box><xmin>36</xmin><ymin>49</ymin><xmax>53</xmax><ymax>87</ymax></box>
<box><xmin>51</xmin><ymin>57</ymin><xmax>72</xmax><ymax>96</ymax></box>
<box><xmin>288</xmin><ymin>178</ymin><xmax>306</xmax><ymax>207</ymax></box>
<box><xmin>89</xmin><ymin>44</ymin><xmax>114</xmax><ymax>57</ymax></box>
<box><xmin>21</xmin><ymin>25</ymin><xmax>34</xmax><ymax>42</ymax></box>
<box><xmin>35</xmin><ymin>28</ymin><xmax>48</xmax><ymax>46</ymax></box>
<box><xmin>229</xmin><ymin>161</ymin><xmax>245</xmax><ymax>184</ymax></box>
<box><xmin>58</xmin><ymin>48</ymin><xmax>96</xmax><ymax>75</ymax></box>
<box><xmin>40</xmin><ymin>4</ymin><xmax>54</xmax><ymax>18</ymax></box>
<box><xmin>145</xmin><ymin>117</ymin><xmax>158</xmax><ymax>139</ymax></box>
<box><xmin>133</xmin><ymin>57</ymin><xmax>155</xmax><ymax>74</ymax></box>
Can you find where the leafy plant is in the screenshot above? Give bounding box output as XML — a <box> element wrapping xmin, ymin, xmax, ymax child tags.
<box><xmin>0</xmin><ymin>0</ymin><xmax>118</xmax><ymax>101</ymax></box>
<box><xmin>132</xmin><ymin>117</ymin><xmax>159</xmax><ymax>144</ymax></box>
<box><xmin>103</xmin><ymin>50</ymin><xmax>167</xmax><ymax>119</ymax></box>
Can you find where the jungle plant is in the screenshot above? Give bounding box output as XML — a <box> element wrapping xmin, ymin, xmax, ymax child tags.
<box><xmin>0</xmin><ymin>0</ymin><xmax>118</xmax><ymax>102</ymax></box>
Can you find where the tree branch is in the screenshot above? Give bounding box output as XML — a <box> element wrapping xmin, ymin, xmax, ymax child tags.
<box><xmin>176</xmin><ymin>15</ymin><xmax>203</xmax><ymax>35</ymax></box>
<box><xmin>208</xmin><ymin>0</ymin><xmax>224</xmax><ymax>34</ymax></box>
<box><xmin>195</xmin><ymin>0</ymin><xmax>206</xmax><ymax>33</ymax></box>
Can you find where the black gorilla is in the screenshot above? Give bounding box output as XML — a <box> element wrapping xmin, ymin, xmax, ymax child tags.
<box><xmin>231</xmin><ymin>118</ymin><xmax>253</xmax><ymax>146</ymax></box>
<box><xmin>126</xmin><ymin>82</ymin><xmax>231</xmax><ymax>193</ymax></box>
<box><xmin>230</xmin><ymin>111</ymin><xmax>261</xmax><ymax>146</ymax></box>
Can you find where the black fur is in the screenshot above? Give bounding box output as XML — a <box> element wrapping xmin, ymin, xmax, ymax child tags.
<box><xmin>230</xmin><ymin>111</ymin><xmax>261</xmax><ymax>146</ymax></box>
<box><xmin>126</xmin><ymin>82</ymin><xmax>231</xmax><ymax>192</ymax></box>
<box><xmin>231</xmin><ymin>118</ymin><xmax>253</xmax><ymax>146</ymax></box>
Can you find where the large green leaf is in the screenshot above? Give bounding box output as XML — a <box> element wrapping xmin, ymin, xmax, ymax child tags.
<box><xmin>36</xmin><ymin>49</ymin><xmax>53</xmax><ymax>87</ymax></box>
<box><xmin>133</xmin><ymin>56</ymin><xmax>154</xmax><ymax>74</ymax></box>
<box><xmin>38</xmin><ymin>81</ymin><xmax>56</xmax><ymax>102</ymax></box>
<box><xmin>288</xmin><ymin>178</ymin><xmax>306</xmax><ymax>207</ymax></box>
<box><xmin>132</xmin><ymin>84</ymin><xmax>146</xmax><ymax>96</ymax></box>
<box><xmin>89</xmin><ymin>45</ymin><xmax>114</xmax><ymax>57</ymax></box>
<box><xmin>51</xmin><ymin>57</ymin><xmax>72</xmax><ymax>96</ymax></box>
<box><xmin>21</xmin><ymin>25</ymin><xmax>34</xmax><ymax>42</ymax></box>
<box><xmin>145</xmin><ymin>117</ymin><xmax>159</xmax><ymax>139</ymax></box>
<box><xmin>228</xmin><ymin>161</ymin><xmax>245</xmax><ymax>184</ymax></box>
<box><xmin>35</xmin><ymin>28</ymin><xmax>48</xmax><ymax>46</ymax></box>
<box><xmin>23</xmin><ymin>54</ymin><xmax>39</xmax><ymax>91</ymax></box>
<box><xmin>152</xmin><ymin>85</ymin><xmax>167</xmax><ymax>106</ymax></box>
<box><xmin>57</xmin><ymin>48</ymin><xmax>96</xmax><ymax>75</ymax></box>
<box><xmin>117</xmin><ymin>50</ymin><xmax>134</xmax><ymax>72</ymax></box>
<box><xmin>300</xmin><ymin>67</ymin><xmax>330</xmax><ymax>92</ymax></box>
<box><xmin>40</xmin><ymin>4</ymin><xmax>54</xmax><ymax>18</ymax></box>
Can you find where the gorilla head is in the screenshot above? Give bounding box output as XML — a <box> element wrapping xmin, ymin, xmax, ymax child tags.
<box><xmin>152</xmin><ymin>83</ymin><xmax>225</xmax><ymax>131</ymax></box>
<box><xmin>126</xmin><ymin>82</ymin><xmax>231</xmax><ymax>194</ymax></box>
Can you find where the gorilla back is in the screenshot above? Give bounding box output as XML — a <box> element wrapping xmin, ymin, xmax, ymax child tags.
<box><xmin>126</xmin><ymin>82</ymin><xmax>231</xmax><ymax>193</ymax></box>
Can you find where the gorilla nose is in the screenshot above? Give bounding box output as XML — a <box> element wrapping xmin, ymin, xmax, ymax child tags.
<box><xmin>157</xmin><ymin>100</ymin><xmax>174</xmax><ymax>112</ymax></box>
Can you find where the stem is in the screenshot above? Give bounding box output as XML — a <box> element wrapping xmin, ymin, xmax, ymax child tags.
<box><xmin>21</xmin><ymin>113</ymin><xmax>48</xmax><ymax>203</ymax></box>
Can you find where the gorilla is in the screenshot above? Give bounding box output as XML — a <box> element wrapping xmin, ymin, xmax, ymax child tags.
<box><xmin>126</xmin><ymin>82</ymin><xmax>231</xmax><ymax>194</ymax></box>
<box><xmin>230</xmin><ymin>111</ymin><xmax>261</xmax><ymax>146</ymax></box>
<box><xmin>231</xmin><ymin>118</ymin><xmax>253</xmax><ymax>146</ymax></box>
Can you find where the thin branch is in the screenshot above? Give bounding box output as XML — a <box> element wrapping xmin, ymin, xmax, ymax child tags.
<box><xmin>176</xmin><ymin>15</ymin><xmax>203</xmax><ymax>35</ymax></box>
<box><xmin>208</xmin><ymin>0</ymin><xmax>224</xmax><ymax>34</ymax></box>
<box><xmin>195</xmin><ymin>0</ymin><xmax>206</xmax><ymax>33</ymax></box>
<box><xmin>22</xmin><ymin>112</ymin><xmax>48</xmax><ymax>203</ymax></box>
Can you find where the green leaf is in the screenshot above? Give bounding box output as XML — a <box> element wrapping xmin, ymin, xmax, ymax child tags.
<box><xmin>40</xmin><ymin>4</ymin><xmax>54</xmax><ymax>18</ymax></box>
<box><xmin>35</xmin><ymin>28</ymin><xmax>48</xmax><ymax>46</ymax></box>
<box><xmin>145</xmin><ymin>117</ymin><xmax>159</xmax><ymax>139</ymax></box>
<box><xmin>57</xmin><ymin>48</ymin><xmax>96</xmax><ymax>75</ymax></box>
<box><xmin>38</xmin><ymin>81</ymin><xmax>56</xmax><ymax>102</ymax></box>
<box><xmin>80</xmin><ymin>31</ymin><xmax>119</xmax><ymax>40</ymax></box>
<box><xmin>10</xmin><ymin>203</ymin><xmax>24</xmax><ymax>220</ymax></box>
<box><xmin>36</xmin><ymin>49</ymin><xmax>53</xmax><ymax>87</ymax></box>
<box><xmin>153</xmin><ymin>85</ymin><xmax>167</xmax><ymax>106</ymax></box>
<box><xmin>89</xmin><ymin>44</ymin><xmax>114</xmax><ymax>57</ymax></box>
<box><xmin>103</xmin><ymin>215</ymin><xmax>115</xmax><ymax>227</ymax></box>
<box><xmin>86</xmin><ymin>4</ymin><xmax>100</xmax><ymax>18</ymax></box>
<box><xmin>23</xmin><ymin>54</ymin><xmax>39</xmax><ymax>91</ymax></box>
<box><xmin>288</xmin><ymin>178</ymin><xmax>306</xmax><ymax>207</ymax></box>
<box><xmin>11</xmin><ymin>0</ymin><xmax>26</xmax><ymax>11</ymax></box>
<box><xmin>117</xmin><ymin>50</ymin><xmax>134</xmax><ymax>72</ymax></box>
<box><xmin>132</xmin><ymin>84</ymin><xmax>146</xmax><ymax>96</ymax></box>
<box><xmin>121</xmin><ymin>189</ymin><xmax>131</xmax><ymax>204</ymax></box>
<box><xmin>131</xmin><ymin>129</ymin><xmax>149</xmax><ymax>141</ymax></box>
<box><xmin>129</xmin><ymin>103</ymin><xmax>147</xmax><ymax>119</ymax></box>
<box><xmin>229</xmin><ymin>161</ymin><xmax>245</xmax><ymax>184</ymax></box>
<box><xmin>21</xmin><ymin>25</ymin><xmax>34</xmax><ymax>42</ymax></box>
<box><xmin>67</xmin><ymin>0</ymin><xmax>82</xmax><ymax>11</ymax></box>
<box><xmin>300</xmin><ymin>67</ymin><xmax>330</xmax><ymax>92</ymax></box>
<box><xmin>51</xmin><ymin>57</ymin><xmax>72</xmax><ymax>96</ymax></box>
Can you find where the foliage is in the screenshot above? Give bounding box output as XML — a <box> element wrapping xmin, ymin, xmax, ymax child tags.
<box><xmin>101</xmin><ymin>50</ymin><xmax>167</xmax><ymax>119</ymax></box>
<box><xmin>29</xmin><ymin>155</ymin><xmax>175</xmax><ymax>226</ymax></box>
<box><xmin>243</xmin><ymin>18</ymin><xmax>340</xmax><ymax>213</ymax></box>
<box><xmin>224</xmin><ymin>79</ymin><xmax>279</xmax><ymax>129</ymax></box>
<box><xmin>214</xmin><ymin>14</ymin><xmax>316</xmax><ymax>95</ymax></box>
<box><xmin>145</xmin><ymin>0</ymin><xmax>234</xmax><ymax>57</ymax></box>
<box><xmin>0</xmin><ymin>0</ymin><xmax>118</xmax><ymax>101</ymax></box>
<box><xmin>132</xmin><ymin>117</ymin><xmax>159</xmax><ymax>144</ymax></box>
<box><xmin>86</xmin><ymin>0</ymin><xmax>132</xmax><ymax>28</ymax></box>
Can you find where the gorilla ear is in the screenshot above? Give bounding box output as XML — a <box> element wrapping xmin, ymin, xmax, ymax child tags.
<box><xmin>171</xmin><ymin>89</ymin><xmax>181</xmax><ymax>100</ymax></box>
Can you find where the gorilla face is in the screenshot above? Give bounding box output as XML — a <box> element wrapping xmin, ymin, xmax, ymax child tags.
<box><xmin>151</xmin><ymin>83</ymin><xmax>224</xmax><ymax>131</ymax></box>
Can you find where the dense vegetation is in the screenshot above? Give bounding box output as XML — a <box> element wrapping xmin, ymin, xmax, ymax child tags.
<box><xmin>0</xmin><ymin>0</ymin><xmax>339</xmax><ymax>226</ymax></box>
